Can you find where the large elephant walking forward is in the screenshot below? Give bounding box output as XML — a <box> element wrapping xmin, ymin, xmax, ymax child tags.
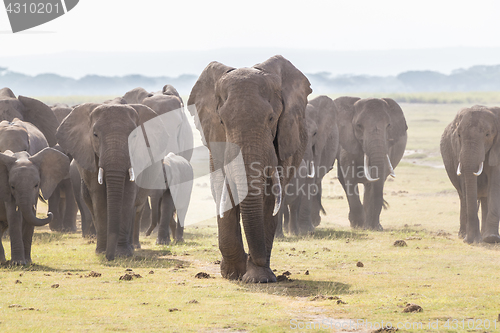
<box><xmin>188</xmin><ymin>55</ymin><xmax>311</xmax><ymax>283</ymax></box>
<box><xmin>57</xmin><ymin>103</ymin><xmax>161</xmax><ymax>260</ymax></box>
<box><xmin>441</xmin><ymin>105</ymin><xmax>500</xmax><ymax>244</ymax></box>
<box><xmin>335</xmin><ymin>97</ymin><xmax>407</xmax><ymax>230</ymax></box>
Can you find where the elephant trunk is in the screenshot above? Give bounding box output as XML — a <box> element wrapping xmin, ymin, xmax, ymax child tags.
<box><xmin>19</xmin><ymin>199</ymin><xmax>52</xmax><ymax>226</ymax></box>
<box><xmin>104</xmin><ymin>171</ymin><xmax>126</xmax><ymax>260</ymax></box>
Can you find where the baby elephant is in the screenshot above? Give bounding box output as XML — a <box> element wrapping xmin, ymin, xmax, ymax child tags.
<box><xmin>441</xmin><ymin>105</ymin><xmax>500</xmax><ymax>244</ymax></box>
<box><xmin>146</xmin><ymin>153</ymin><xmax>193</xmax><ymax>245</ymax></box>
<box><xmin>0</xmin><ymin>148</ymin><xmax>70</xmax><ymax>265</ymax></box>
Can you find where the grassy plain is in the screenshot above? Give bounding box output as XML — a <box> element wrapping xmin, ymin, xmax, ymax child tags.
<box><xmin>2</xmin><ymin>95</ymin><xmax>500</xmax><ymax>332</ymax></box>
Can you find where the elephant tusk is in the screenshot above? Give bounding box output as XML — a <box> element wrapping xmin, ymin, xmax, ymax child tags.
<box><xmin>364</xmin><ymin>154</ymin><xmax>380</xmax><ymax>182</ymax></box>
<box><xmin>387</xmin><ymin>155</ymin><xmax>396</xmax><ymax>178</ymax></box>
<box><xmin>457</xmin><ymin>163</ymin><xmax>462</xmax><ymax>176</ymax></box>
<box><xmin>129</xmin><ymin>168</ymin><xmax>135</xmax><ymax>182</ymax></box>
<box><xmin>272</xmin><ymin>167</ymin><xmax>282</xmax><ymax>216</ymax></box>
<box><xmin>307</xmin><ymin>160</ymin><xmax>315</xmax><ymax>178</ymax></box>
<box><xmin>474</xmin><ymin>162</ymin><xmax>483</xmax><ymax>176</ymax></box>
<box><xmin>98</xmin><ymin>167</ymin><xmax>104</xmax><ymax>185</ymax></box>
<box><xmin>219</xmin><ymin>176</ymin><xmax>229</xmax><ymax>218</ymax></box>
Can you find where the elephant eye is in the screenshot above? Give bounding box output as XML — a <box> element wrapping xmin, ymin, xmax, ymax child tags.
<box><xmin>486</xmin><ymin>133</ymin><xmax>490</xmax><ymax>137</ymax></box>
<box><xmin>11</xmin><ymin>186</ymin><xmax>14</xmax><ymax>190</ymax></box>
<box><xmin>356</xmin><ymin>123</ymin><xmax>362</xmax><ymax>129</ymax></box>
<box><xmin>93</xmin><ymin>133</ymin><xmax>98</xmax><ymax>138</ymax></box>
<box><xmin>34</xmin><ymin>184</ymin><xmax>38</xmax><ymax>188</ymax></box>
<box><xmin>220</xmin><ymin>119</ymin><xmax>224</xmax><ymax>125</ymax></box>
<box><xmin>269</xmin><ymin>116</ymin><xmax>274</xmax><ymax>122</ymax></box>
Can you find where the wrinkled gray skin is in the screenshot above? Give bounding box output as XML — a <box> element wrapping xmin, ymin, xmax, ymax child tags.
<box><xmin>441</xmin><ymin>106</ymin><xmax>500</xmax><ymax>244</ymax></box>
<box><xmin>335</xmin><ymin>97</ymin><xmax>407</xmax><ymax>230</ymax></box>
<box><xmin>0</xmin><ymin>88</ymin><xmax>58</xmax><ymax>146</ymax></box>
<box><xmin>188</xmin><ymin>55</ymin><xmax>311</xmax><ymax>283</ymax></box>
<box><xmin>47</xmin><ymin>104</ymin><xmax>79</xmax><ymax>233</ymax></box>
<box><xmin>276</xmin><ymin>96</ymin><xmax>339</xmax><ymax>236</ymax></box>
<box><xmin>146</xmin><ymin>153</ymin><xmax>193</xmax><ymax>244</ymax></box>
<box><xmin>56</xmin><ymin>103</ymin><xmax>160</xmax><ymax>260</ymax></box>
<box><xmin>0</xmin><ymin>148</ymin><xmax>69</xmax><ymax>265</ymax></box>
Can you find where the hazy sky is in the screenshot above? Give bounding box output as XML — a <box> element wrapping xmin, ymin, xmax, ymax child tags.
<box><xmin>1</xmin><ymin>0</ymin><xmax>500</xmax><ymax>55</ymax></box>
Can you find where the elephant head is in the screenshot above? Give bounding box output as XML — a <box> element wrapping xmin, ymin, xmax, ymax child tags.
<box><xmin>0</xmin><ymin>148</ymin><xmax>70</xmax><ymax>226</ymax></box>
<box><xmin>56</xmin><ymin>103</ymin><xmax>159</xmax><ymax>260</ymax></box>
<box><xmin>335</xmin><ymin>97</ymin><xmax>407</xmax><ymax>182</ymax></box>
<box><xmin>0</xmin><ymin>88</ymin><xmax>58</xmax><ymax>146</ymax></box>
<box><xmin>122</xmin><ymin>87</ymin><xmax>152</xmax><ymax>104</ymax></box>
<box><xmin>188</xmin><ymin>55</ymin><xmax>311</xmax><ymax>282</ymax></box>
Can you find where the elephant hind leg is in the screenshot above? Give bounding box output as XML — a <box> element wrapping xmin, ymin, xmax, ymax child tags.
<box><xmin>483</xmin><ymin>194</ymin><xmax>500</xmax><ymax>243</ymax></box>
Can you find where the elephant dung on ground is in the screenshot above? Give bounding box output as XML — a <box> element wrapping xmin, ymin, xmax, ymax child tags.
<box><xmin>188</xmin><ymin>55</ymin><xmax>311</xmax><ymax>283</ymax></box>
<box><xmin>335</xmin><ymin>97</ymin><xmax>407</xmax><ymax>230</ymax></box>
<box><xmin>441</xmin><ymin>105</ymin><xmax>500</xmax><ymax>244</ymax></box>
<box><xmin>0</xmin><ymin>148</ymin><xmax>69</xmax><ymax>265</ymax></box>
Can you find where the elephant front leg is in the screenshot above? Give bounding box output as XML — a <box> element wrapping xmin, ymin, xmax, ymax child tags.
<box><xmin>482</xmin><ymin>187</ymin><xmax>500</xmax><ymax>243</ymax></box>
<box><xmin>6</xmin><ymin>203</ymin><xmax>26</xmax><ymax>265</ymax></box>
<box><xmin>62</xmin><ymin>179</ymin><xmax>78</xmax><ymax>232</ymax></box>
<box><xmin>218</xmin><ymin>205</ymin><xmax>247</xmax><ymax>280</ymax></box>
<box><xmin>117</xmin><ymin>180</ymin><xmax>136</xmax><ymax>257</ymax></box>
<box><xmin>338</xmin><ymin>162</ymin><xmax>364</xmax><ymax>228</ymax></box>
<box><xmin>363</xmin><ymin>182</ymin><xmax>384</xmax><ymax>231</ymax></box>
<box><xmin>0</xmin><ymin>220</ymin><xmax>7</xmax><ymax>264</ymax></box>
<box><xmin>241</xmin><ymin>193</ymin><xmax>277</xmax><ymax>284</ymax></box>
<box><xmin>458</xmin><ymin>193</ymin><xmax>467</xmax><ymax>239</ymax></box>
<box><xmin>157</xmin><ymin>191</ymin><xmax>175</xmax><ymax>245</ymax></box>
<box><xmin>48</xmin><ymin>188</ymin><xmax>62</xmax><ymax>232</ymax></box>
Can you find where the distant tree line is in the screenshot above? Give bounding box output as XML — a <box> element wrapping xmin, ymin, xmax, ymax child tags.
<box><xmin>1</xmin><ymin>64</ymin><xmax>500</xmax><ymax>96</ymax></box>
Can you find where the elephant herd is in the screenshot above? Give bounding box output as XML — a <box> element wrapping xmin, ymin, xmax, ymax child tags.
<box><xmin>0</xmin><ymin>55</ymin><xmax>499</xmax><ymax>283</ymax></box>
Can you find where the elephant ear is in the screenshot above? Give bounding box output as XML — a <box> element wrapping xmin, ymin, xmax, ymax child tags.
<box><xmin>187</xmin><ymin>61</ymin><xmax>235</xmax><ymax>148</ymax></box>
<box><xmin>334</xmin><ymin>96</ymin><xmax>361</xmax><ymax>154</ymax></box>
<box><xmin>382</xmin><ymin>98</ymin><xmax>408</xmax><ymax>146</ymax></box>
<box><xmin>487</xmin><ymin>106</ymin><xmax>500</xmax><ymax>166</ymax></box>
<box><xmin>56</xmin><ymin>103</ymin><xmax>100</xmax><ymax>172</ymax></box>
<box><xmin>253</xmin><ymin>55</ymin><xmax>312</xmax><ymax>161</ymax></box>
<box><xmin>128</xmin><ymin>104</ymin><xmax>159</xmax><ymax>126</ymax></box>
<box><xmin>17</xmin><ymin>95</ymin><xmax>58</xmax><ymax>147</ymax></box>
<box><xmin>29</xmin><ymin>148</ymin><xmax>70</xmax><ymax>200</ymax></box>
<box><xmin>0</xmin><ymin>150</ymin><xmax>16</xmax><ymax>202</ymax></box>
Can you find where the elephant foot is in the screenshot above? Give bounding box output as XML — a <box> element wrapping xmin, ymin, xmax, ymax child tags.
<box><xmin>10</xmin><ymin>258</ymin><xmax>27</xmax><ymax>266</ymax></box>
<box><xmin>156</xmin><ymin>238</ymin><xmax>171</xmax><ymax>245</ymax></box>
<box><xmin>242</xmin><ymin>258</ymin><xmax>276</xmax><ymax>283</ymax></box>
<box><xmin>458</xmin><ymin>229</ymin><xmax>466</xmax><ymax>239</ymax></box>
<box><xmin>220</xmin><ymin>254</ymin><xmax>247</xmax><ymax>280</ymax></box>
<box><xmin>464</xmin><ymin>232</ymin><xmax>481</xmax><ymax>244</ymax></box>
<box><xmin>482</xmin><ymin>233</ymin><xmax>500</xmax><ymax>244</ymax></box>
<box><xmin>173</xmin><ymin>238</ymin><xmax>184</xmax><ymax>244</ymax></box>
<box><xmin>116</xmin><ymin>245</ymin><xmax>134</xmax><ymax>257</ymax></box>
<box><xmin>133</xmin><ymin>242</ymin><xmax>141</xmax><ymax>249</ymax></box>
<box><xmin>62</xmin><ymin>227</ymin><xmax>77</xmax><ymax>233</ymax></box>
